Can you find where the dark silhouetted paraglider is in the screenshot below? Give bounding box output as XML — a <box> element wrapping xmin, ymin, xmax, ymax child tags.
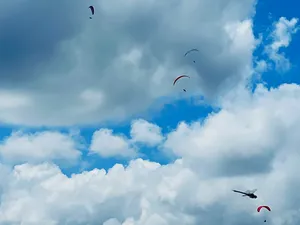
<box><xmin>89</xmin><ymin>6</ymin><xmax>94</xmax><ymax>19</ymax></box>
<box><xmin>173</xmin><ymin>75</ymin><xmax>190</xmax><ymax>86</ymax></box>
<box><xmin>173</xmin><ymin>75</ymin><xmax>190</xmax><ymax>92</ymax></box>
<box><xmin>184</xmin><ymin>49</ymin><xmax>199</xmax><ymax>63</ymax></box>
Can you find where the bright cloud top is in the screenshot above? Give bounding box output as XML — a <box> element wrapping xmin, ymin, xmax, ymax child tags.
<box><xmin>264</xmin><ymin>17</ymin><xmax>299</xmax><ymax>72</ymax></box>
<box><xmin>0</xmin><ymin>131</ymin><xmax>81</xmax><ymax>165</ymax></box>
<box><xmin>130</xmin><ymin>119</ymin><xmax>164</xmax><ymax>146</ymax></box>
<box><xmin>90</xmin><ymin>129</ymin><xmax>137</xmax><ymax>158</ymax></box>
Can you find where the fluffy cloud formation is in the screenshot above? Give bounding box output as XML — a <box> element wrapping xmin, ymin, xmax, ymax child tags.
<box><xmin>0</xmin><ymin>83</ymin><xmax>299</xmax><ymax>224</ymax></box>
<box><xmin>90</xmin><ymin>129</ymin><xmax>136</xmax><ymax>158</ymax></box>
<box><xmin>0</xmin><ymin>0</ymin><xmax>256</xmax><ymax>126</ymax></box>
<box><xmin>0</xmin><ymin>151</ymin><xmax>298</xmax><ymax>225</ymax></box>
<box><xmin>164</xmin><ymin>83</ymin><xmax>300</xmax><ymax>177</ymax></box>
<box><xmin>0</xmin><ymin>131</ymin><xmax>82</xmax><ymax>165</ymax></box>
<box><xmin>130</xmin><ymin>119</ymin><xmax>163</xmax><ymax>146</ymax></box>
<box><xmin>89</xmin><ymin>119</ymin><xmax>163</xmax><ymax>158</ymax></box>
<box><xmin>1</xmin><ymin>0</ymin><xmax>300</xmax><ymax>224</ymax></box>
<box><xmin>264</xmin><ymin>17</ymin><xmax>299</xmax><ymax>72</ymax></box>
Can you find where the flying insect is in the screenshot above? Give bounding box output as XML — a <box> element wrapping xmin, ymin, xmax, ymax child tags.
<box><xmin>232</xmin><ymin>189</ymin><xmax>257</xmax><ymax>199</ymax></box>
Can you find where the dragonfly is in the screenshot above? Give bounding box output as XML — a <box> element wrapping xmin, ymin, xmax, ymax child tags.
<box><xmin>232</xmin><ymin>189</ymin><xmax>257</xmax><ymax>199</ymax></box>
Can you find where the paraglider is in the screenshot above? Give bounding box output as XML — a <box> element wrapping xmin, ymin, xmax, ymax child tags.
<box><xmin>89</xmin><ymin>6</ymin><xmax>94</xmax><ymax>19</ymax></box>
<box><xmin>257</xmin><ymin>205</ymin><xmax>271</xmax><ymax>222</ymax></box>
<box><xmin>184</xmin><ymin>49</ymin><xmax>199</xmax><ymax>63</ymax></box>
<box><xmin>173</xmin><ymin>75</ymin><xmax>190</xmax><ymax>86</ymax></box>
<box><xmin>184</xmin><ymin>49</ymin><xmax>199</xmax><ymax>56</ymax></box>
<box><xmin>232</xmin><ymin>189</ymin><xmax>257</xmax><ymax>199</ymax></box>
<box><xmin>173</xmin><ymin>75</ymin><xmax>190</xmax><ymax>92</ymax></box>
<box><xmin>257</xmin><ymin>205</ymin><xmax>271</xmax><ymax>212</ymax></box>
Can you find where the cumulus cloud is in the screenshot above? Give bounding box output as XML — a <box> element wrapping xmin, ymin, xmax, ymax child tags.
<box><xmin>264</xmin><ymin>17</ymin><xmax>299</xmax><ymax>72</ymax></box>
<box><xmin>0</xmin><ymin>131</ymin><xmax>82</xmax><ymax>165</ymax></box>
<box><xmin>89</xmin><ymin>120</ymin><xmax>163</xmax><ymax>158</ymax></box>
<box><xmin>0</xmin><ymin>152</ymin><xmax>298</xmax><ymax>225</ymax></box>
<box><xmin>0</xmin><ymin>83</ymin><xmax>298</xmax><ymax>224</ymax></box>
<box><xmin>254</xmin><ymin>59</ymin><xmax>269</xmax><ymax>74</ymax></box>
<box><xmin>130</xmin><ymin>119</ymin><xmax>163</xmax><ymax>146</ymax></box>
<box><xmin>0</xmin><ymin>0</ymin><xmax>257</xmax><ymax>126</ymax></box>
<box><xmin>164</xmin><ymin>83</ymin><xmax>300</xmax><ymax>177</ymax></box>
<box><xmin>0</xmin><ymin>0</ymin><xmax>300</xmax><ymax>224</ymax></box>
<box><xmin>90</xmin><ymin>129</ymin><xmax>136</xmax><ymax>158</ymax></box>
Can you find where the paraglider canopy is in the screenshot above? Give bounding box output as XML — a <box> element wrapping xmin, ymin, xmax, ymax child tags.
<box><xmin>184</xmin><ymin>49</ymin><xmax>199</xmax><ymax>56</ymax></box>
<box><xmin>173</xmin><ymin>75</ymin><xmax>190</xmax><ymax>86</ymax></box>
<box><xmin>257</xmin><ymin>206</ymin><xmax>271</xmax><ymax>223</ymax></box>
<box><xmin>173</xmin><ymin>75</ymin><xmax>190</xmax><ymax>93</ymax></box>
<box><xmin>257</xmin><ymin>206</ymin><xmax>271</xmax><ymax>212</ymax></box>
<box><xmin>89</xmin><ymin>6</ymin><xmax>94</xmax><ymax>19</ymax></box>
<box><xmin>184</xmin><ymin>49</ymin><xmax>199</xmax><ymax>63</ymax></box>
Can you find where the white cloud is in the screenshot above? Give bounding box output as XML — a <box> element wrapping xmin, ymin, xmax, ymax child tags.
<box><xmin>0</xmin><ymin>90</ymin><xmax>32</xmax><ymax>110</ymax></box>
<box><xmin>164</xmin><ymin>83</ymin><xmax>300</xmax><ymax>176</ymax></box>
<box><xmin>0</xmin><ymin>1</ymin><xmax>299</xmax><ymax>224</ymax></box>
<box><xmin>104</xmin><ymin>218</ymin><xmax>122</xmax><ymax>225</ymax></box>
<box><xmin>264</xmin><ymin>17</ymin><xmax>299</xmax><ymax>72</ymax></box>
<box><xmin>0</xmin><ymin>0</ymin><xmax>257</xmax><ymax>126</ymax></box>
<box><xmin>254</xmin><ymin>60</ymin><xmax>269</xmax><ymax>73</ymax></box>
<box><xmin>130</xmin><ymin>119</ymin><xmax>163</xmax><ymax>146</ymax></box>
<box><xmin>0</xmin><ymin>83</ymin><xmax>299</xmax><ymax>224</ymax></box>
<box><xmin>0</xmin><ymin>131</ymin><xmax>82</xmax><ymax>165</ymax></box>
<box><xmin>90</xmin><ymin>129</ymin><xmax>136</xmax><ymax>158</ymax></box>
<box><xmin>271</xmin><ymin>17</ymin><xmax>299</xmax><ymax>50</ymax></box>
<box><xmin>0</xmin><ymin>150</ymin><xmax>297</xmax><ymax>225</ymax></box>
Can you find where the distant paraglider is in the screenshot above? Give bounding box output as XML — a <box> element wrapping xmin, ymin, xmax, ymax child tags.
<box><xmin>257</xmin><ymin>205</ymin><xmax>271</xmax><ymax>222</ymax></box>
<box><xmin>173</xmin><ymin>75</ymin><xmax>190</xmax><ymax>86</ymax></box>
<box><xmin>173</xmin><ymin>75</ymin><xmax>190</xmax><ymax>92</ymax></box>
<box><xmin>184</xmin><ymin>49</ymin><xmax>199</xmax><ymax>63</ymax></box>
<box><xmin>89</xmin><ymin>6</ymin><xmax>94</xmax><ymax>19</ymax></box>
<box><xmin>257</xmin><ymin>205</ymin><xmax>271</xmax><ymax>213</ymax></box>
<box><xmin>184</xmin><ymin>49</ymin><xmax>199</xmax><ymax>56</ymax></box>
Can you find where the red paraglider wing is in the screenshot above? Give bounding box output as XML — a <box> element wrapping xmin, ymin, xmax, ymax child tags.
<box><xmin>257</xmin><ymin>206</ymin><xmax>271</xmax><ymax>212</ymax></box>
<box><xmin>173</xmin><ymin>75</ymin><xmax>190</xmax><ymax>86</ymax></box>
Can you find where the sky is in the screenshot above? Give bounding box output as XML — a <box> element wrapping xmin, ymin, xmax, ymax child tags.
<box><xmin>0</xmin><ymin>0</ymin><xmax>299</xmax><ymax>224</ymax></box>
